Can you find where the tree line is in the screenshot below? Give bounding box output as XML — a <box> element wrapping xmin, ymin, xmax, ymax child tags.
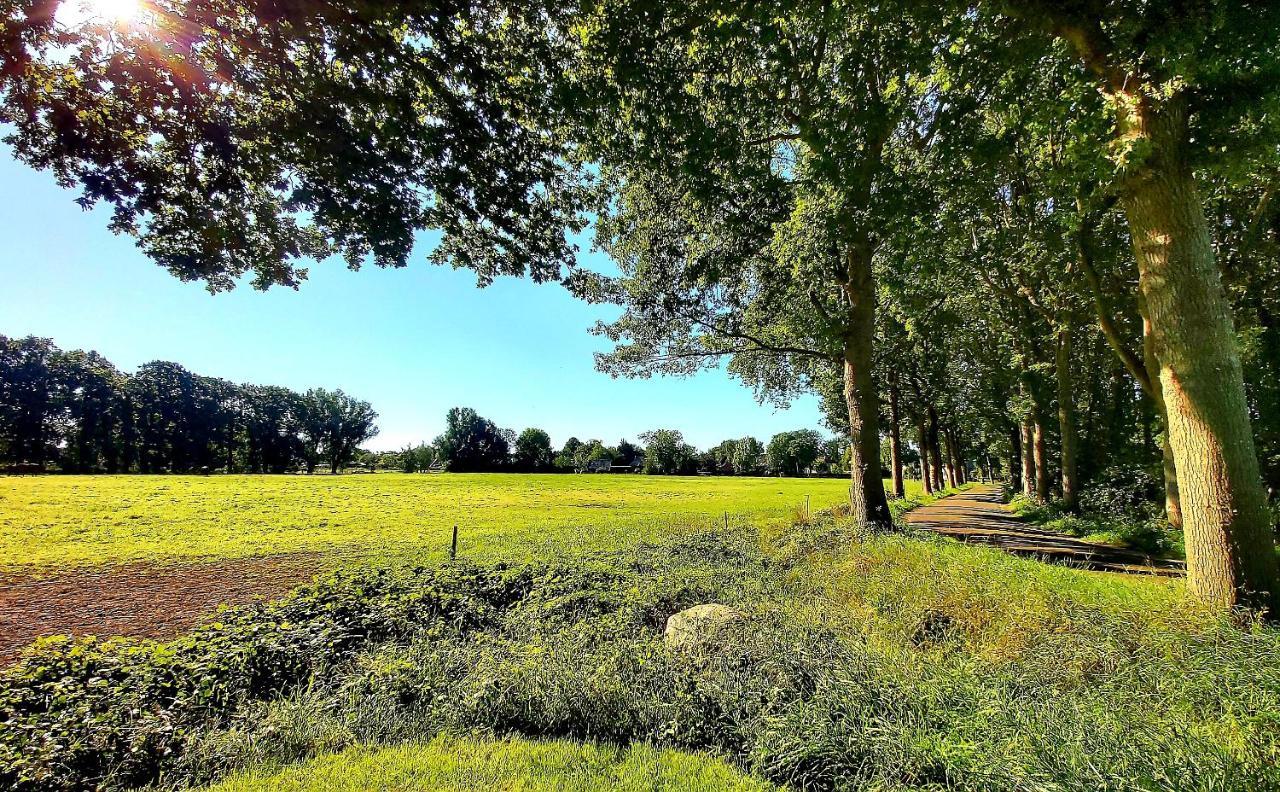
<box><xmin>2</xmin><ymin>1</ymin><xmax>1277</xmax><ymax>609</ymax></box>
<box><xmin>385</xmin><ymin>408</ymin><xmax>852</xmax><ymax>478</ymax></box>
<box><xmin>0</xmin><ymin>336</ymin><xmax>377</xmax><ymax>474</ymax></box>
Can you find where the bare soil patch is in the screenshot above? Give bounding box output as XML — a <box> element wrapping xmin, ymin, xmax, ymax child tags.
<box><xmin>0</xmin><ymin>553</ymin><xmax>328</xmax><ymax>665</ymax></box>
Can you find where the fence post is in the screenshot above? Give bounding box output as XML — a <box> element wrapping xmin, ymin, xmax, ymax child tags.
<box><xmin>450</xmin><ymin>524</ymin><xmax>458</xmax><ymax>561</ymax></box>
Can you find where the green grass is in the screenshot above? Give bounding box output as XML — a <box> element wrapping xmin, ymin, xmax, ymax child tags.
<box><xmin>203</xmin><ymin>736</ymin><xmax>775</xmax><ymax>792</ymax></box>
<box><xmin>7</xmin><ymin>476</ymin><xmax>1275</xmax><ymax>792</ymax></box>
<box><xmin>0</xmin><ymin>473</ymin><xmax>909</xmax><ymax>572</ymax></box>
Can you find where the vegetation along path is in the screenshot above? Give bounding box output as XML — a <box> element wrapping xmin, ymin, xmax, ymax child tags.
<box><xmin>906</xmin><ymin>485</ymin><xmax>1185</xmax><ymax>576</ymax></box>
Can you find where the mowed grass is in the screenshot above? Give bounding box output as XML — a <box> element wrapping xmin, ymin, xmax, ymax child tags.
<box><xmin>0</xmin><ymin>473</ymin><xmax>908</xmax><ymax>572</ymax></box>
<box><xmin>204</xmin><ymin>736</ymin><xmax>775</xmax><ymax>792</ymax></box>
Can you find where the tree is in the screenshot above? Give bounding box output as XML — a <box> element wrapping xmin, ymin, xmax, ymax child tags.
<box><xmin>434</xmin><ymin>407</ymin><xmax>509</xmax><ymax>472</ymax></box>
<box><xmin>0</xmin><ymin>335</ymin><xmax>61</xmax><ymax>466</ymax></box>
<box><xmin>731</xmin><ymin>437</ymin><xmax>765</xmax><ymax>476</ymax></box>
<box><xmin>766</xmin><ymin>431</ymin><xmax>823</xmax><ymax>477</ymax></box>
<box><xmin>981</xmin><ymin>0</ymin><xmax>1280</xmax><ymax>612</ymax></box>
<box><xmin>639</xmin><ymin>429</ymin><xmax>696</xmax><ymax>475</ymax></box>
<box><xmin>400</xmin><ymin>443</ymin><xmax>437</xmax><ymax>473</ymax></box>
<box><xmin>569</xmin><ymin>1</ymin><xmax>952</xmax><ymax>529</ymax></box>
<box><xmin>0</xmin><ymin>1</ymin><xmax>588</xmax><ymax>290</ymax></box>
<box><xmin>513</xmin><ymin>428</ymin><xmax>554</xmax><ymax>472</ymax></box>
<box><xmin>298</xmin><ymin>389</ymin><xmax>378</xmax><ymax>474</ymax></box>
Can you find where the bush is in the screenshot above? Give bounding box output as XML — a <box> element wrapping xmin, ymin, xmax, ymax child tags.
<box><xmin>1078</xmin><ymin>465</ymin><xmax>1163</xmax><ymax>523</ymax></box>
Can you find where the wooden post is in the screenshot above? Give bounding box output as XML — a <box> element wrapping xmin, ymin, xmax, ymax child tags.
<box><xmin>450</xmin><ymin>524</ymin><xmax>458</xmax><ymax>561</ymax></box>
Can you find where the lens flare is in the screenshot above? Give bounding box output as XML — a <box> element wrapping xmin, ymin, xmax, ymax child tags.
<box><xmin>82</xmin><ymin>0</ymin><xmax>141</xmax><ymax>23</ymax></box>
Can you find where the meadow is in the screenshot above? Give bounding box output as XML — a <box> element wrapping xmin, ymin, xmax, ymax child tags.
<box><xmin>3</xmin><ymin>476</ymin><xmax>1277</xmax><ymax>792</ymax></box>
<box><xmin>0</xmin><ymin>473</ymin><xmax>878</xmax><ymax>572</ymax></box>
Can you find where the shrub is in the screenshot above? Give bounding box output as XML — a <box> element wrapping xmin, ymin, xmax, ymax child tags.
<box><xmin>1079</xmin><ymin>465</ymin><xmax>1163</xmax><ymax>523</ymax></box>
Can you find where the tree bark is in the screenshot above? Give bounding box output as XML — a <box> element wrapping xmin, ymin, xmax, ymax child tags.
<box><xmin>928</xmin><ymin>406</ymin><xmax>947</xmax><ymax>491</ymax></box>
<box><xmin>1140</xmin><ymin>298</ymin><xmax>1184</xmax><ymax>530</ymax></box>
<box><xmin>1117</xmin><ymin>95</ymin><xmax>1278</xmax><ymax>610</ymax></box>
<box><xmin>1056</xmin><ymin>326</ymin><xmax>1080</xmax><ymax>512</ymax></box>
<box><xmin>1033</xmin><ymin>415</ymin><xmax>1050</xmax><ymax>503</ymax></box>
<box><xmin>1020</xmin><ymin>418</ymin><xmax>1036</xmax><ymax>500</ymax></box>
<box><xmin>918</xmin><ymin>418</ymin><xmax>934</xmax><ymax>495</ymax></box>
<box><xmin>888</xmin><ymin>376</ymin><xmax>905</xmax><ymax>498</ymax></box>
<box><xmin>840</xmin><ymin>249</ymin><xmax>892</xmax><ymax>529</ymax></box>
<box><xmin>1009</xmin><ymin>427</ymin><xmax>1023</xmax><ymax>493</ymax></box>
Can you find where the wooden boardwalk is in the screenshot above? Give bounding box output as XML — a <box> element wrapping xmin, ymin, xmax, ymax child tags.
<box><xmin>905</xmin><ymin>485</ymin><xmax>1185</xmax><ymax>576</ymax></box>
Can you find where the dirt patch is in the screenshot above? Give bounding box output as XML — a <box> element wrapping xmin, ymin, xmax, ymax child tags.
<box><xmin>0</xmin><ymin>553</ymin><xmax>330</xmax><ymax>666</ymax></box>
<box><xmin>906</xmin><ymin>485</ymin><xmax>1185</xmax><ymax>576</ymax></box>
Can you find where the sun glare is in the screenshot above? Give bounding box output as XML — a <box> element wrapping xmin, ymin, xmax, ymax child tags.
<box><xmin>70</xmin><ymin>0</ymin><xmax>141</xmax><ymax>24</ymax></box>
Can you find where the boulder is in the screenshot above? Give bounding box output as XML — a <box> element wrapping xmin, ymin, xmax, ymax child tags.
<box><xmin>663</xmin><ymin>603</ymin><xmax>747</xmax><ymax>655</ymax></box>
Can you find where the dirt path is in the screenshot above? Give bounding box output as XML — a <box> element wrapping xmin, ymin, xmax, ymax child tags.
<box><xmin>905</xmin><ymin>485</ymin><xmax>1185</xmax><ymax>576</ymax></box>
<box><xmin>0</xmin><ymin>553</ymin><xmax>328</xmax><ymax>666</ymax></box>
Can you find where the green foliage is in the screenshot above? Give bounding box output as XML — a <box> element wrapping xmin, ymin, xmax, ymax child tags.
<box><xmin>639</xmin><ymin>429</ymin><xmax>697</xmax><ymax>475</ymax></box>
<box><xmin>764</xmin><ymin>430</ymin><xmax>822</xmax><ymax>476</ymax></box>
<box><xmin>0</xmin><ymin>335</ymin><xmax>377</xmax><ymax>474</ymax></box>
<box><xmin>512</xmin><ymin>428</ymin><xmax>554</xmax><ymax>472</ymax></box>
<box><xmin>433</xmin><ymin>408</ymin><xmax>511</xmax><ymax>473</ymax></box>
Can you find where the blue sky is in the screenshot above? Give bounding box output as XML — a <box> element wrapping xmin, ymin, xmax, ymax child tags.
<box><xmin>0</xmin><ymin>150</ymin><xmax>827</xmax><ymax>451</ymax></box>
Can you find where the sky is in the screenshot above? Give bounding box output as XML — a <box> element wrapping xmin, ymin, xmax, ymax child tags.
<box><xmin>0</xmin><ymin>150</ymin><xmax>827</xmax><ymax>452</ymax></box>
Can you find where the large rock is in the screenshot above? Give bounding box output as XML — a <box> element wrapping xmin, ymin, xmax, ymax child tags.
<box><xmin>663</xmin><ymin>603</ymin><xmax>747</xmax><ymax>655</ymax></box>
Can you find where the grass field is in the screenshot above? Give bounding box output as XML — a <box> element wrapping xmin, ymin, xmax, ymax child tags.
<box><xmin>0</xmin><ymin>473</ymin><xmax>897</xmax><ymax>572</ymax></box>
<box><xmin>4</xmin><ymin>475</ymin><xmax>1279</xmax><ymax>792</ymax></box>
<box><xmin>205</xmin><ymin>736</ymin><xmax>775</xmax><ymax>792</ymax></box>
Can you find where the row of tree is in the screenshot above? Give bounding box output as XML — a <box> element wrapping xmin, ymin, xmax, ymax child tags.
<box><xmin>0</xmin><ymin>336</ymin><xmax>378</xmax><ymax>474</ymax></box>
<box><xmin>385</xmin><ymin>409</ymin><xmax>851</xmax><ymax>478</ymax></box>
<box><xmin>3</xmin><ymin>1</ymin><xmax>1276</xmax><ymax>609</ymax></box>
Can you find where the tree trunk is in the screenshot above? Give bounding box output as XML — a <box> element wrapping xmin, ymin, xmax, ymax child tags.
<box><xmin>1020</xmin><ymin>418</ymin><xmax>1036</xmax><ymax>499</ymax></box>
<box><xmin>840</xmin><ymin>251</ymin><xmax>892</xmax><ymax>529</ymax></box>
<box><xmin>1010</xmin><ymin>427</ymin><xmax>1023</xmax><ymax>493</ymax></box>
<box><xmin>1033</xmin><ymin>416</ymin><xmax>1050</xmax><ymax>503</ymax></box>
<box><xmin>1056</xmin><ymin>325</ymin><xmax>1080</xmax><ymax>512</ymax></box>
<box><xmin>1118</xmin><ymin>95</ymin><xmax>1278</xmax><ymax>610</ymax></box>
<box><xmin>918</xmin><ymin>418</ymin><xmax>934</xmax><ymax>495</ymax></box>
<box><xmin>928</xmin><ymin>407</ymin><xmax>946</xmax><ymax>491</ymax></box>
<box><xmin>888</xmin><ymin>377</ymin><xmax>905</xmax><ymax>498</ymax></box>
<box><xmin>1141</xmin><ymin>298</ymin><xmax>1184</xmax><ymax>530</ymax></box>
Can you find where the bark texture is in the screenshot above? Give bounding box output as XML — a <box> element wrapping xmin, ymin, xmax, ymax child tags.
<box><xmin>888</xmin><ymin>378</ymin><xmax>905</xmax><ymax>498</ymax></box>
<box><xmin>1020</xmin><ymin>418</ymin><xmax>1036</xmax><ymax>500</ymax></box>
<box><xmin>1056</xmin><ymin>326</ymin><xmax>1079</xmax><ymax>512</ymax></box>
<box><xmin>840</xmin><ymin>250</ymin><xmax>892</xmax><ymax>529</ymax></box>
<box><xmin>1118</xmin><ymin>96</ymin><xmax>1279</xmax><ymax>610</ymax></box>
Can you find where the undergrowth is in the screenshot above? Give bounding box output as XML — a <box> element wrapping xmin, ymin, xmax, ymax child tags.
<box><xmin>2</xmin><ymin>498</ymin><xmax>1277</xmax><ymax>792</ymax></box>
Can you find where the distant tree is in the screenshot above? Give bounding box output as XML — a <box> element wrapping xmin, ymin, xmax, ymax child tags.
<box><xmin>242</xmin><ymin>385</ymin><xmax>305</xmax><ymax>474</ymax></box>
<box><xmin>614</xmin><ymin>438</ymin><xmax>643</xmax><ymax>466</ymax></box>
<box><xmin>513</xmin><ymin>428</ymin><xmax>554</xmax><ymax>472</ymax></box>
<box><xmin>298</xmin><ymin>389</ymin><xmax>379</xmax><ymax>474</ymax></box>
<box><xmin>709</xmin><ymin>440</ymin><xmax>738</xmax><ymax>474</ymax></box>
<box><xmin>639</xmin><ymin>429</ymin><xmax>697</xmax><ymax>475</ymax></box>
<box><xmin>731</xmin><ymin>437</ymin><xmax>765</xmax><ymax>476</ymax></box>
<box><xmin>578</xmin><ymin>439</ymin><xmax>613</xmax><ymax>471</ymax></box>
<box><xmin>554</xmin><ymin>436</ymin><xmax>583</xmax><ymax>472</ymax></box>
<box><xmin>435</xmin><ymin>407</ymin><xmax>509</xmax><ymax>472</ymax></box>
<box><xmin>0</xmin><ymin>336</ymin><xmax>62</xmax><ymax>466</ymax></box>
<box><xmin>400</xmin><ymin>443</ymin><xmax>436</xmax><ymax>473</ymax></box>
<box><xmin>767</xmin><ymin>431</ymin><xmax>823</xmax><ymax>477</ymax></box>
